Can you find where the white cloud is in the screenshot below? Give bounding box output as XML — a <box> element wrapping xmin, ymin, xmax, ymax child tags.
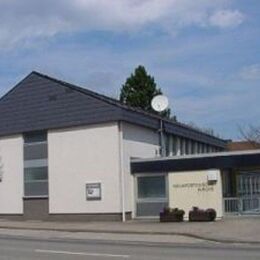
<box><xmin>209</xmin><ymin>10</ymin><xmax>244</xmax><ymax>28</ymax></box>
<box><xmin>0</xmin><ymin>0</ymin><xmax>244</xmax><ymax>49</ymax></box>
<box><xmin>239</xmin><ymin>64</ymin><xmax>260</xmax><ymax>80</ymax></box>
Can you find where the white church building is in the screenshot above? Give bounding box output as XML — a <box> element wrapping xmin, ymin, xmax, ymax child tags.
<box><xmin>0</xmin><ymin>71</ymin><xmax>226</xmax><ymax>221</ymax></box>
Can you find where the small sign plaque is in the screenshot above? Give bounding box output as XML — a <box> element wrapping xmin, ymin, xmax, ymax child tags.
<box><xmin>86</xmin><ymin>183</ymin><xmax>101</xmax><ymax>200</ymax></box>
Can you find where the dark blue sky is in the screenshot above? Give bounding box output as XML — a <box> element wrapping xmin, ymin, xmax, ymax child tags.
<box><xmin>0</xmin><ymin>0</ymin><xmax>259</xmax><ymax>140</ymax></box>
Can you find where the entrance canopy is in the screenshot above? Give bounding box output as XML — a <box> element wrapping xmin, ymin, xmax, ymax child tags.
<box><xmin>131</xmin><ymin>150</ymin><xmax>260</xmax><ymax>174</ymax></box>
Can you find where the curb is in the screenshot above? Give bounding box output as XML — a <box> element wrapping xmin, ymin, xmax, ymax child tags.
<box><xmin>0</xmin><ymin>225</ymin><xmax>259</xmax><ymax>245</ymax></box>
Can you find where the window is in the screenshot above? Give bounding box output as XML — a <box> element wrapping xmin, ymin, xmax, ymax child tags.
<box><xmin>23</xmin><ymin>132</ymin><xmax>48</xmax><ymax>197</ymax></box>
<box><xmin>24</xmin><ymin>167</ymin><xmax>48</xmax><ymax>181</ymax></box>
<box><xmin>165</xmin><ymin>135</ymin><xmax>170</xmax><ymax>156</ymax></box>
<box><xmin>24</xmin><ymin>131</ymin><xmax>47</xmax><ymax>144</ymax></box>
<box><xmin>171</xmin><ymin>136</ymin><xmax>177</xmax><ymax>156</ymax></box>
<box><xmin>201</xmin><ymin>144</ymin><xmax>206</xmax><ymax>153</ymax></box>
<box><xmin>185</xmin><ymin>140</ymin><xmax>190</xmax><ymax>155</ymax></box>
<box><xmin>180</xmin><ymin>138</ymin><xmax>184</xmax><ymax>155</ymax></box>
<box><xmin>137</xmin><ymin>176</ymin><xmax>166</xmax><ymax>199</ymax></box>
<box><xmin>136</xmin><ymin>175</ymin><xmax>168</xmax><ymax>217</ymax></box>
<box><xmin>198</xmin><ymin>143</ymin><xmax>202</xmax><ymax>153</ymax></box>
<box><xmin>24</xmin><ymin>143</ymin><xmax>47</xmax><ymax>160</ymax></box>
<box><xmin>191</xmin><ymin>141</ymin><xmax>196</xmax><ymax>154</ymax></box>
<box><xmin>24</xmin><ymin>167</ymin><xmax>48</xmax><ymax>197</ymax></box>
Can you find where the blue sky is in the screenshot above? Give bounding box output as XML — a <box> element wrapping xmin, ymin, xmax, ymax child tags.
<box><xmin>0</xmin><ymin>0</ymin><xmax>259</xmax><ymax>140</ymax></box>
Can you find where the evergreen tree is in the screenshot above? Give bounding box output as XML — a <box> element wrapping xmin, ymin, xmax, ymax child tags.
<box><xmin>120</xmin><ymin>65</ymin><xmax>171</xmax><ymax>118</ymax></box>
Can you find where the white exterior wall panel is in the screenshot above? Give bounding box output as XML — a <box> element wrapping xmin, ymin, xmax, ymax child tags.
<box><xmin>122</xmin><ymin>123</ymin><xmax>160</xmax><ymax>215</ymax></box>
<box><xmin>48</xmin><ymin>123</ymin><xmax>121</xmax><ymax>214</ymax></box>
<box><xmin>169</xmin><ymin>169</ymin><xmax>223</xmax><ymax>219</ymax></box>
<box><xmin>0</xmin><ymin>135</ymin><xmax>23</xmax><ymax>214</ymax></box>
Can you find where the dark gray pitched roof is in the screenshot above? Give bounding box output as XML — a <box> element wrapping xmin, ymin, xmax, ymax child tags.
<box><xmin>0</xmin><ymin>71</ymin><xmax>226</xmax><ymax>148</ymax></box>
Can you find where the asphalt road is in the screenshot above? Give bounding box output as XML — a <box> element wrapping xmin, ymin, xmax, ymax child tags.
<box><xmin>0</xmin><ymin>236</ymin><xmax>260</xmax><ymax>260</ymax></box>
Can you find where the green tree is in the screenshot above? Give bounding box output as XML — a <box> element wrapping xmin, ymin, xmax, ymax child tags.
<box><xmin>120</xmin><ymin>65</ymin><xmax>171</xmax><ymax>118</ymax></box>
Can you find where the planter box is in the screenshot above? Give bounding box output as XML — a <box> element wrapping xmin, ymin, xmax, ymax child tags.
<box><xmin>189</xmin><ymin>208</ymin><xmax>216</xmax><ymax>222</ymax></box>
<box><xmin>160</xmin><ymin>213</ymin><xmax>184</xmax><ymax>222</ymax></box>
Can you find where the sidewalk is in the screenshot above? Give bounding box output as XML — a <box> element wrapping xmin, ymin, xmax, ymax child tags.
<box><xmin>0</xmin><ymin>216</ymin><xmax>259</xmax><ymax>244</ymax></box>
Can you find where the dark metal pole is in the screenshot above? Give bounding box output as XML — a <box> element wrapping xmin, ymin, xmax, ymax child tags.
<box><xmin>159</xmin><ymin>119</ymin><xmax>166</xmax><ymax>157</ymax></box>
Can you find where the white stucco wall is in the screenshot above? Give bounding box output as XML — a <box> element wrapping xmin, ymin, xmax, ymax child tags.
<box><xmin>0</xmin><ymin>135</ymin><xmax>23</xmax><ymax>214</ymax></box>
<box><xmin>122</xmin><ymin>122</ymin><xmax>160</xmax><ymax>215</ymax></box>
<box><xmin>48</xmin><ymin>123</ymin><xmax>121</xmax><ymax>214</ymax></box>
<box><xmin>169</xmin><ymin>169</ymin><xmax>223</xmax><ymax>219</ymax></box>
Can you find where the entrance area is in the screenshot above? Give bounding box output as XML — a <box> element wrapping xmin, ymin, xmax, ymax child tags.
<box><xmin>224</xmin><ymin>170</ymin><xmax>260</xmax><ymax>215</ymax></box>
<box><xmin>132</xmin><ymin>150</ymin><xmax>260</xmax><ymax>219</ymax></box>
<box><xmin>135</xmin><ymin>174</ymin><xmax>168</xmax><ymax>217</ymax></box>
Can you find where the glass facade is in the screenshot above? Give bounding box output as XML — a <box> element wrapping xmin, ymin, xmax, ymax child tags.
<box><xmin>164</xmin><ymin>134</ymin><xmax>220</xmax><ymax>158</ymax></box>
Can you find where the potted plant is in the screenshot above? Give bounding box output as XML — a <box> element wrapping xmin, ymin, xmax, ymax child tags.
<box><xmin>205</xmin><ymin>208</ymin><xmax>217</xmax><ymax>221</ymax></box>
<box><xmin>189</xmin><ymin>207</ymin><xmax>216</xmax><ymax>222</ymax></box>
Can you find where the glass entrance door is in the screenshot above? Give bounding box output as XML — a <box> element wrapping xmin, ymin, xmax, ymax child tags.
<box><xmin>135</xmin><ymin>174</ymin><xmax>168</xmax><ymax>217</ymax></box>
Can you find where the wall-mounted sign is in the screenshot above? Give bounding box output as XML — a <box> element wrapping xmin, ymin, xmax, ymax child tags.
<box><xmin>86</xmin><ymin>183</ymin><xmax>101</xmax><ymax>200</ymax></box>
<box><xmin>172</xmin><ymin>182</ymin><xmax>214</xmax><ymax>192</ymax></box>
<box><xmin>207</xmin><ymin>170</ymin><xmax>218</xmax><ymax>182</ymax></box>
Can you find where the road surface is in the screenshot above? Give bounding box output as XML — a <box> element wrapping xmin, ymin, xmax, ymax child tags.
<box><xmin>0</xmin><ymin>235</ymin><xmax>259</xmax><ymax>259</ymax></box>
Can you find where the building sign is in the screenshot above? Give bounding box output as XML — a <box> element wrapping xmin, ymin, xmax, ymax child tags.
<box><xmin>86</xmin><ymin>183</ymin><xmax>101</xmax><ymax>200</ymax></box>
<box><xmin>172</xmin><ymin>182</ymin><xmax>214</xmax><ymax>192</ymax></box>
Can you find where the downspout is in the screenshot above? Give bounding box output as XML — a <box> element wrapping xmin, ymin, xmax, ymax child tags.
<box><xmin>118</xmin><ymin>121</ymin><xmax>126</xmax><ymax>222</ymax></box>
<box><xmin>159</xmin><ymin>119</ymin><xmax>166</xmax><ymax>157</ymax></box>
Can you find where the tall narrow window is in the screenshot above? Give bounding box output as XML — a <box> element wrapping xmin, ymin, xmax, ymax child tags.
<box><xmin>185</xmin><ymin>139</ymin><xmax>190</xmax><ymax>154</ymax></box>
<box><xmin>23</xmin><ymin>132</ymin><xmax>48</xmax><ymax>197</ymax></box>
<box><xmin>171</xmin><ymin>136</ymin><xmax>177</xmax><ymax>156</ymax></box>
<box><xmin>180</xmin><ymin>138</ymin><xmax>184</xmax><ymax>155</ymax></box>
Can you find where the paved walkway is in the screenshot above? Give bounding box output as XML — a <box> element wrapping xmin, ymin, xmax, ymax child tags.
<box><xmin>0</xmin><ymin>216</ymin><xmax>259</xmax><ymax>244</ymax></box>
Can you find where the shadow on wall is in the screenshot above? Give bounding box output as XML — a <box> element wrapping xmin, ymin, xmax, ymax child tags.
<box><xmin>0</xmin><ymin>155</ymin><xmax>4</xmax><ymax>181</ymax></box>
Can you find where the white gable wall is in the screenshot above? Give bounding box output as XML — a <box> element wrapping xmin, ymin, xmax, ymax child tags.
<box><xmin>48</xmin><ymin>123</ymin><xmax>121</xmax><ymax>214</ymax></box>
<box><xmin>0</xmin><ymin>135</ymin><xmax>23</xmax><ymax>214</ymax></box>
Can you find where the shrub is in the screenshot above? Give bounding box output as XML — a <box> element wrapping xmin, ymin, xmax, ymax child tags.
<box><xmin>189</xmin><ymin>207</ymin><xmax>217</xmax><ymax>222</ymax></box>
<box><xmin>205</xmin><ymin>208</ymin><xmax>217</xmax><ymax>221</ymax></box>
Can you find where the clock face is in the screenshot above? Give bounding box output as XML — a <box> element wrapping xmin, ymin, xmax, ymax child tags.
<box><xmin>151</xmin><ymin>95</ymin><xmax>169</xmax><ymax>112</ymax></box>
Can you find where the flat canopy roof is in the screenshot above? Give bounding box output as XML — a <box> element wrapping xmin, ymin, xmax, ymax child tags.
<box><xmin>131</xmin><ymin>150</ymin><xmax>260</xmax><ymax>174</ymax></box>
